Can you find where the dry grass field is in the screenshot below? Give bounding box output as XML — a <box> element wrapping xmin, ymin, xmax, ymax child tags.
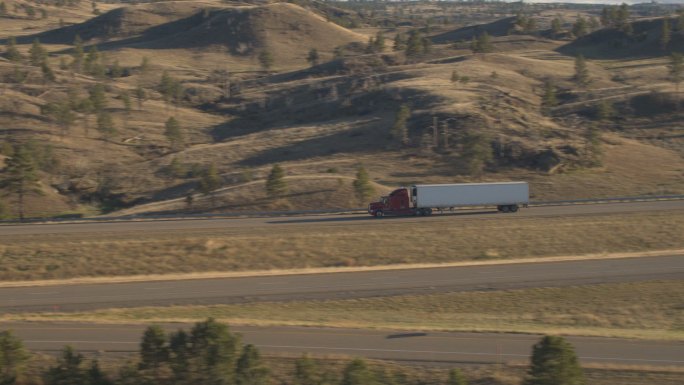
<box><xmin>1</xmin><ymin>210</ymin><xmax>682</xmax><ymax>282</ymax></box>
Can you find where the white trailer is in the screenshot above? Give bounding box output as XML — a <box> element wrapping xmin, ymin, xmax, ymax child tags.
<box><xmin>411</xmin><ymin>182</ymin><xmax>529</xmax><ymax>214</ymax></box>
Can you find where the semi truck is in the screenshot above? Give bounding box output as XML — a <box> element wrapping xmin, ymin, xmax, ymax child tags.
<box><xmin>367</xmin><ymin>182</ymin><xmax>529</xmax><ymax>217</ymax></box>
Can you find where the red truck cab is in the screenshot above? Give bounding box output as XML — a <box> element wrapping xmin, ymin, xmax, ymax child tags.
<box><xmin>368</xmin><ymin>188</ymin><xmax>416</xmax><ymax>217</ymax></box>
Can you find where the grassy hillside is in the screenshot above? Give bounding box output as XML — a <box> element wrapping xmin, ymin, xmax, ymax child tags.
<box><xmin>1</xmin><ymin>1</ymin><xmax>683</xmax><ymax>218</ymax></box>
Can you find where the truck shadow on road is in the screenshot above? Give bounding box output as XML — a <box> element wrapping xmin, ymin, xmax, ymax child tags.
<box><xmin>267</xmin><ymin>210</ymin><xmax>498</xmax><ymax>224</ymax></box>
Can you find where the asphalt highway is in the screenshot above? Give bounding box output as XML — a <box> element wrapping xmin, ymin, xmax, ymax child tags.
<box><xmin>0</xmin><ymin>200</ymin><xmax>682</xmax><ymax>236</ymax></box>
<box><xmin>2</xmin><ymin>255</ymin><xmax>683</xmax><ymax>312</ymax></box>
<box><xmin>4</xmin><ymin>322</ymin><xmax>683</xmax><ymax>366</ymax></box>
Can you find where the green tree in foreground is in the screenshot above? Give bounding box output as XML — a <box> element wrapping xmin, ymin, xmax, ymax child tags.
<box><xmin>236</xmin><ymin>344</ymin><xmax>269</xmax><ymax>385</ymax></box>
<box><xmin>0</xmin><ymin>330</ymin><xmax>29</xmax><ymax>385</ymax></box>
<box><xmin>341</xmin><ymin>358</ymin><xmax>376</xmax><ymax>385</ymax></box>
<box><xmin>523</xmin><ymin>335</ymin><xmax>585</xmax><ymax>385</ymax></box>
<box><xmin>1</xmin><ymin>145</ymin><xmax>42</xmax><ymax>220</ymax></box>
<box><xmin>139</xmin><ymin>325</ymin><xmax>168</xmax><ymax>382</ymax></box>
<box><xmin>265</xmin><ymin>164</ymin><xmax>287</xmax><ymax>198</ymax></box>
<box><xmin>353</xmin><ymin>165</ymin><xmax>374</xmax><ymax>201</ymax></box>
<box><xmin>294</xmin><ymin>354</ymin><xmax>321</xmax><ymax>385</ymax></box>
<box><xmin>187</xmin><ymin>318</ymin><xmax>240</xmax><ymax>385</ymax></box>
<box><xmin>447</xmin><ymin>368</ymin><xmax>467</xmax><ymax>385</ymax></box>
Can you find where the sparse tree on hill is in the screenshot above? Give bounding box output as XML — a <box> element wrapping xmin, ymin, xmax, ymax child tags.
<box><xmin>447</xmin><ymin>368</ymin><xmax>467</xmax><ymax>385</ymax></box>
<box><xmin>236</xmin><ymin>344</ymin><xmax>269</xmax><ymax>385</ymax></box>
<box><xmin>159</xmin><ymin>71</ymin><xmax>182</xmax><ymax>106</ymax></box>
<box><xmin>391</xmin><ymin>104</ymin><xmax>410</xmax><ymax>146</ymax></box>
<box><xmin>41</xmin><ymin>61</ymin><xmax>56</xmax><ymax>83</ymax></box>
<box><xmin>2</xmin><ymin>145</ymin><xmax>42</xmax><ymax>220</ymax></box>
<box><xmin>164</xmin><ymin>117</ymin><xmax>183</xmax><ymax>150</ymax></box>
<box><xmin>306</xmin><ymin>48</ymin><xmax>319</xmax><ymax>67</ymax></box>
<box><xmin>551</xmin><ymin>17</ymin><xmax>562</xmax><ymax>38</ymax></box>
<box><xmin>471</xmin><ymin>32</ymin><xmax>493</xmax><ymax>53</ymax></box>
<box><xmin>405</xmin><ymin>30</ymin><xmax>423</xmax><ymax>57</ymax></box>
<box><xmin>96</xmin><ymin>111</ymin><xmax>116</xmax><ymax>140</ymax></box>
<box><xmin>461</xmin><ymin>130</ymin><xmax>493</xmax><ymax>176</ymax></box>
<box><xmin>572</xmin><ymin>16</ymin><xmax>588</xmax><ymax>39</ymax></box>
<box><xmin>374</xmin><ymin>31</ymin><xmax>385</xmax><ymax>52</ymax></box>
<box><xmin>84</xmin><ymin>46</ymin><xmax>104</xmax><ymax>77</ymax></box>
<box><xmin>140</xmin><ymin>56</ymin><xmax>151</xmax><ymax>73</ymax></box>
<box><xmin>542</xmin><ymin>79</ymin><xmax>558</xmax><ymax>114</ymax></box>
<box><xmin>44</xmin><ymin>100</ymin><xmax>75</xmax><ymax>137</ymax></box>
<box><xmin>0</xmin><ymin>2</ymin><xmax>8</xmax><ymax>16</ymax></box>
<box><xmin>669</xmin><ymin>52</ymin><xmax>683</xmax><ymax>109</ymax></box>
<box><xmin>595</xmin><ymin>99</ymin><xmax>614</xmax><ymax>122</ymax></box>
<box><xmin>451</xmin><ymin>70</ymin><xmax>459</xmax><ymax>82</ymax></box>
<box><xmin>588</xmin><ymin>16</ymin><xmax>599</xmax><ymax>31</ymax></box>
<box><xmin>198</xmin><ymin>164</ymin><xmax>221</xmax><ymax>204</ymax></box>
<box><xmin>393</xmin><ymin>32</ymin><xmax>406</xmax><ymax>51</ymax></box>
<box><xmin>661</xmin><ymin>19</ymin><xmax>671</xmax><ymax>51</ymax></box>
<box><xmin>29</xmin><ymin>38</ymin><xmax>47</xmax><ymax>66</ymax></box>
<box><xmin>135</xmin><ymin>85</ymin><xmax>147</xmax><ymax>110</ymax></box>
<box><xmin>110</xmin><ymin>60</ymin><xmax>123</xmax><ymax>78</ymax></box>
<box><xmin>265</xmin><ymin>164</ymin><xmax>286</xmax><ymax>199</ymax></box>
<box><xmin>353</xmin><ymin>166</ymin><xmax>374</xmax><ymax>201</ymax></box>
<box><xmin>523</xmin><ymin>335</ymin><xmax>585</xmax><ymax>385</ymax></box>
<box><xmin>258</xmin><ymin>50</ymin><xmax>274</xmax><ymax>72</ymax></box>
<box><xmin>71</xmin><ymin>35</ymin><xmax>84</xmax><ymax>72</ymax></box>
<box><xmin>89</xmin><ymin>83</ymin><xmax>107</xmax><ymax>112</ymax></box>
<box><xmin>120</xmin><ymin>91</ymin><xmax>132</xmax><ymax>114</ymax></box>
<box><xmin>574</xmin><ymin>54</ymin><xmax>589</xmax><ymax>87</ymax></box>
<box><xmin>0</xmin><ymin>330</ymin><xmax>29</xmax><ymax>384</ymax></box>
<box><xmin>5</xmin><ymin>36</ymin><xmax>22</xmax><ymax>62</ymax></box>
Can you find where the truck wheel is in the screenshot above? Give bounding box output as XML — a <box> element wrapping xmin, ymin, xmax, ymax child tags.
<box><xmin>509</xmin><ymin>205</ymin><xmax>519</xmax><ymax>213</ymax></box>
<box><xmin>500</xmin><ymin>205</ymin><xmax>510</xmax><ymax>213</ymax></box>
<box><xmin>374</xmin><ymin>211</ymin><xmax>384</xmax><ymax>218</ymax></box>
<box><xmin>425</xmin><ymin>208</ymin><xmax>433</xmax><ymax>216</ymax></box>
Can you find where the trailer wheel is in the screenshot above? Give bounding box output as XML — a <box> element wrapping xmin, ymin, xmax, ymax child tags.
<box><xmin>374</xmin><ymin>210</ymin><xmax>384</xmax><ymax>218</ymax></box>
<box><xmin>500</xmin><ymin>205</ymin><xmax>510</xmax><ymax>213</ymax></box>
<box><xmin>509</xmin><ymin>205</ymin><xmax>519</xmax><ymax>213</ymax></box>
<box><xmin>425</xmin><ymin>208</ymin><xmax>433</xmax><ymax>216</ymax></box>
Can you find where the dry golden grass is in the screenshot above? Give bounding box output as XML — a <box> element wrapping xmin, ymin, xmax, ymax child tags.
<box><xmin>7</xmin><ymin>280</ymin><xmax>683</xmax><ymax>341</ymax></box>
<box><xmin>0</xmin><ymin>210</ymin><xmax>682</xmax><ymax>282</ymax></box>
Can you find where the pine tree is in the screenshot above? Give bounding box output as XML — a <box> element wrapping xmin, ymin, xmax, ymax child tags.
<box><xmin>0</xmin><ymin>2</ymin><xmax>7</xmax><ymax>16</ymax></box>
<box><xmin>169</xmin><ymin>329</ymin><xmax>191</xmax><ymax>383</ymax></box>
<box><xmin>96</xmin><ymin>111</ymin><xmax>116</xmax><ymax>140</ymax></box>
<box><xmin>236</xmin><ymin>344</ymin><xmax>269</xmax><ymax>385</ymax></box>
<box><xmin>198</xmin><ymin>163</ymin><xmax>221</xmax><ymax>198</ymax></box>
<box><xmin>306</xmin><ymin>48</ymin><xmax>319</xmax><ymax>67</ymax></box>
<box><xmin>89</xmin><ymin>83</ymin><xmax>107</xmax><ymax>112</ymax></box>
<box><xmin>588</xmin><ymin>16</ymin><xmax>599</xmax><ymax>31</ymax></box>
<box><xmin>341</xmin><ymin>358</ymin><xmax>376</xmax><ymax>385</ymax></box>
<box><xmin>41</xmin><ymin>61</ymin><xmax>56</xmax><ymax>82</ymax></box>
<box><xmin>660</xmin><ymin>19</ymin><xmax>671</xmax><ymax>51</ymax></box>
<box><xmin>187</xmin><ymin>318</ymin><xmax>240</xmax><ymax>385</ymax></box>
<box><xmin>139</xmin><ymin>325</ymin><xmax>169</xmax><ymax>382</ymax></box>
<box><xmin>44</xmin><ymin>346</ymin><xmax>87</xmax><ymax>385</ymax></box>
<box><xmin>542</xmin><ymin>79</ymin><xmax>558</xmax><ymax>113</ymax></box>
<box><xmin>0</xmin><ymin>331</ymin><xmax>29</xmax><ymax>385</ymax></box>
<box><xmin>87</xmin><ymin>360</ymin><xmax>113</xmax><ymax>385</ymax></box>
<box><xmin>71</xmin><ymin>35</ymin><xmax>84</xmax><ymax>72</ymax></box>
<box><xmin>294</xmin><ymin>355</ymin><xmax>321</xmax><ymax>385</ymax></box>
<box><xmin>29</xmin><ymin>38</ymin><xmax>47</xmax><ymax>66</ymax></box>
<box><xmin>1</xmin><ymin>145</ymin><xmax>42</xmax><ymax>220</ymax></box>
<box><xmin>595</xmin><ymin>99</ymin><xmax>614</xmax><ymax>121</ymax></box>
<box><xmin>258</xmin><ymin>50</ymin><xmax>274</xmax><ymax>71</ymax></box>
<box><xmin>140</xmin><ymin>56</ymin><xmax>151</xmax><ymax>72</ymax></box>
<box><xmin>551</xmin><ymin>18</ymin><xmax>562</xmax><ymax>38</ymax></box>
<box><xmin>353</xmin><ymin>166</ymin><xmax>374</xmax><ymax>201</ymax></box>
<box><xmin>110</xmin><ymin>59</ymin><xmax>123</xmax><ymax>78</ymax></box>
<box><xmin>5</xmin><ymin>36</ymin><xmax>22</xmax><ymax>62</ymax></box>
<box><xmin>164</xmin><ymin>117</ymin><xmax>183</xmax><ymax>150</ymax></box>
<box><xmin>265</xmin><ymin>164</ymin><xmax>287</xmax><ymax>198</ymax></box>
<box><xmin>374</xmin><ymin>31</ymin><xmax>385</xmax><ymax>52</ymax></box>
<box><xmin>574</xmin><ymin>54</ymin><xmax>589</xmax><ymax>87</ymax></box>
<box><xmin>669</xmin><ymin>52</ymin><xmax>683</xmax><ymax>109</ymax></box>
<box><xmin>523</xmin><ymin>335</ymin><xmax>585</xmax><ymax>385</ymax></box>
<box><xmin>447</xmin><ymin>368</ymin><xmax>467</xmax><ymax>385</ymax></box>
<box><xmin>572</xmin><ymin>16</ymin><xmax>588</xmax><ymax>38</ymax></box>
<box><xmin>134</xmin><ymin>85</ymin><xmax>147</xmax><ymax>110</ymax></box>
<box><xmin>159</xmin><ymin>71</ymin><xmax>182</xmax><ymax>106</ymax></box>
<box><xmin>393</xmin><ymin>32</ymin><xmax>406</xmax><ymax>51</ymax></box>
<box><xmin>391</xmin><ymin>104</ymin><xmax>410</xmax><ymax>146</ymax></box>
<box><xmin>120</xmin><ymin>91</ymin><xmax>132</xmax><ymax>114</ymax></box>
<box><xmin>44</xmin><ymin>100</ymin><xmax>75</xmax><ymax>137</ymax></box>
<box><xmin>84</xmin><ymin>45</ymin><xmax>102</xmax><ymax>76</ymax></box>
<box><xmin>405</xmin><ymin>30</ymin><xmax>423</xmax><ymax>57</ymax></box>
<box><xmin>461</xmin><ymin>130</ymin><xmax>493</xmax><ymax>176</ymax></box>
<box><xmin>451</xmin><ymin>70</ymin><xmax>459</xmax><ymax>83</ymax></box>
